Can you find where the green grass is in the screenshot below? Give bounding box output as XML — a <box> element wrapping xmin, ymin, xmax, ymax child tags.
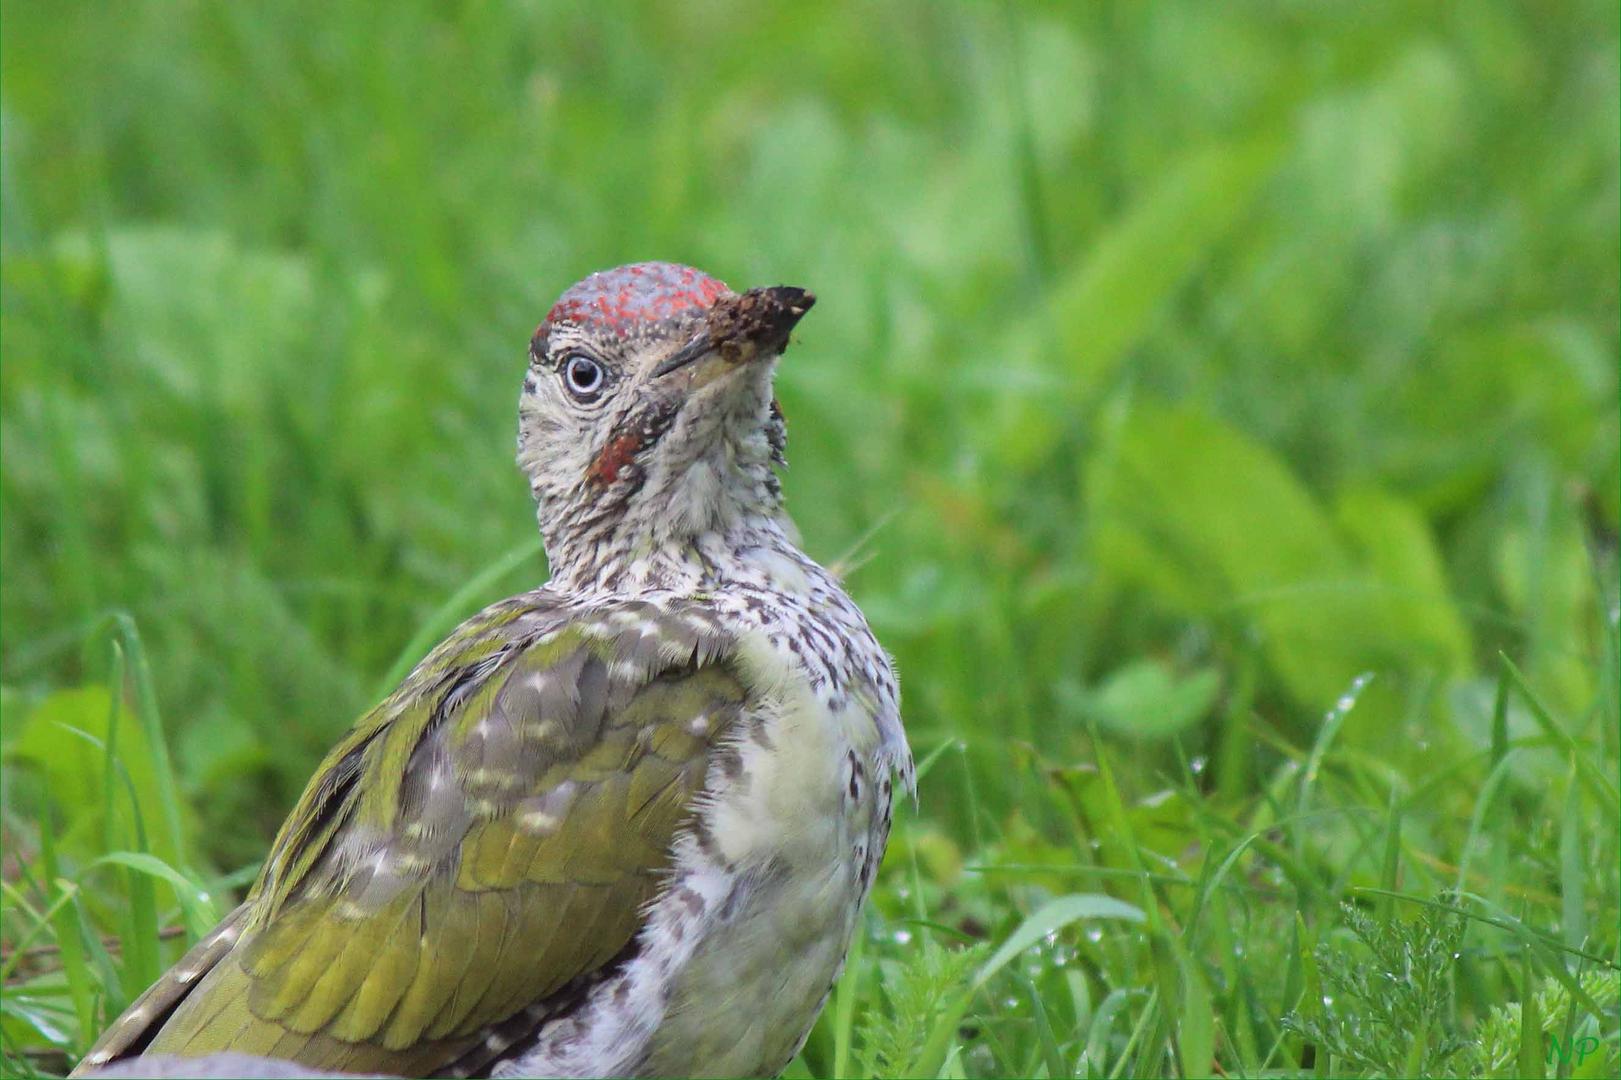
<box><xmin>2</xmin><ymin>2</ymin><xmax>1617</xmax><ymax>1077</ymax></box>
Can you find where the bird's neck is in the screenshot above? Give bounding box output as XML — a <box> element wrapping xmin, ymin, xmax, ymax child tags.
<box><xmin>541</xmin><ymin>507</ymin><xmax>802</xmax><ymax>597</ymax></box>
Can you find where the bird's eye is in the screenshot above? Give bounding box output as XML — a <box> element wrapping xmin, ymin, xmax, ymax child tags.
<box><xmin>562</xmin><ymin>355</ymin><xmax>606</xmax><ymax>401</ymax></box>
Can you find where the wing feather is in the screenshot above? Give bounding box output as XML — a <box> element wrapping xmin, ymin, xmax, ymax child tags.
<box><xmin>75</xmin><ymin>598</ymin><xmax>742</xmax><ymax>1077</ymax></box>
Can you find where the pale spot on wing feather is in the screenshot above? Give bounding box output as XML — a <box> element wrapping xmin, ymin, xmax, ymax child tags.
<box><xmin>519</xmin><ymin>810</ymin><xmax>559</xmax><ymax>833</ymax></box>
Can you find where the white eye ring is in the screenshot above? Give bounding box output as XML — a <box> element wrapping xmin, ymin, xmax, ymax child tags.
<box><xmin>563</xmin><ymin>355</ymin><xmax>606</xmax><ymax>401</ymax></box>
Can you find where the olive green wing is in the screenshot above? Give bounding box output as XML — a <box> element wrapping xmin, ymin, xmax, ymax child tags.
<box><xmin>78</xmin><ymin>599</ymin><xmax>741</xmax><ymax>1078</ymax></box>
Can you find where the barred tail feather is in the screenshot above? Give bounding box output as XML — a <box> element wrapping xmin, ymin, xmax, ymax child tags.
<box><xmin>72</xmin><ymin>904</ymin><xmax>253</xmax><ymax>1076</ymax></box>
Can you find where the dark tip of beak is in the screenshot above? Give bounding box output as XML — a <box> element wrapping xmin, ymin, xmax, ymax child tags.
<box><xmin>766</xmin><ymin>286</ymin><xmax>816</xmax><ymax>329</ymax></box>
<box><xmin>653</xmin><ymin>284</ymin><xmax>816</xmax><ymax>378</ymax></box>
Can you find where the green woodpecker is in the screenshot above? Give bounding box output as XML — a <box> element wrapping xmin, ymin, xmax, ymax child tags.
<box><xmin>76</xmin><ymin>264</ymin><xmax>912</xmax><ymax>1078</ymax></box>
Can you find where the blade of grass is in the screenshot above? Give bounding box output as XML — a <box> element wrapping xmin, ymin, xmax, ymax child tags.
<box><xmin>99</xmin><ymin>641</ymin><xmax>124</xmax><ymax>854</ymax></box>
<box><xmin>86</xmin><ymin>853</ymin><xmax>217</xmax><ymax>939</ymax></box>
<box><xmin>1455</xmin><ymin>750</ymin><xmax>1520</xmax><ymax>896</ymax></box>
<box><xmin>1217</xmin><ymin>642</ymin><xmax>1258</xmax><ymax>805</ymax></box>
<box><xmin>1378</xmin><ymin>788</ymin><xmax>1402</xmax><ymax>921</ymax></box>
<box><xmin>37</xmin><ymin>820</ymin><xmax>94</xmax><ymax>1053</ymax></box>
<box><xmin>1295</xmin><ymin>911</ymin><xmax>1322</xmax><ymax>1075</ymax></box>
<box><xmin>907</xmin><ymin>894</ymin><xmax>1146</xmax><ymax>1077</ymax></box>
<box><xmin>1519</xmin><ymin>947</ymin><xmax>1545</xmax><ymax>1080</ymax></box>
<box><xmin>1499</xmin><ymin>654</ymin><xmax>1618</xmax><ymax>813</ymax></box>
<box><xmin>1559</xmin><ymin>757</ymin><xmax>1586</xmax><ymax>952</ymax></box>
<box><xmin>1110</xmin><ymin>988</ymin><xmax>1160</xmax><ymax>1080</ymax></box>
<box><xmin>1490</xmin><ymin>662</ymin><xmax>1511</xmax><ymax>773</ymax></box>
<box><xmin>0</xmin><ymin>883</ymin><xmax>83</xmax><ymax>985</ymax></box>
<box><xmin>830</xmin><ymin>916</ymin><xmax>863</xmax><ymax>1080</ymax></box>
<box><xmin>1295</xmin><ymin>672</ymin><xmax>1373</xmax><ymax>865</ymax></box>
<box><xmin>54</xmin><ymin>721</ymin><xmax>162</xmax><ymax>992</ymax></box>
<box><xmin>107</xmin><ymin>612</ymin><xmax>186</xmax><ymax>866</ymax></box>
<box><xmin>1081</xmin><ymin>988</ymin><xmax>1141</xmax><ymax>1078</ymax></box>
<box><xmin>1018</xmin><ymin>969</ymin><xmax>1068</xmax><ymax>1080</ymax></box>
<box><xmin>1174</xmin><ymin>943</ymin><xmax>1214</xmax><ymax>1079</ymax></box>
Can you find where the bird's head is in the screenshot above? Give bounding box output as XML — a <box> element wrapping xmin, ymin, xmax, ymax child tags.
<box><xmin>518</xmin><ymin>262</ymin><xmax>814</xmax><ymax>589</ymax></box>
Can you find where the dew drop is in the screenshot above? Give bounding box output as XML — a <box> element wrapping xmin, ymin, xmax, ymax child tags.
<box><xmin>1086</xmin><ymin>927</ymin><xmax>1104</xmax><ymax>943</ymax></box>
<box><xmin>893</xmin><ymin>928</ymin><xmax>913</xmax><ymax>945</ymax></box>
<box><xmin>1189</xmin><ymin>755</ymin><xmax>1207</xmax><ymax>775</ymax></box>
<box><xmin>1322</xmin><ymin>995</ymin><xmax>1335</xmax><ymax>1008</ymax></box>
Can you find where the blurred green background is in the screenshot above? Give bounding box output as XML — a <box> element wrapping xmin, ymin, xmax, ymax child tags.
<box><xmin>2</xmin><ymin>3</ymin><xmax>1617</xmax><ymax>1077</ymax></box>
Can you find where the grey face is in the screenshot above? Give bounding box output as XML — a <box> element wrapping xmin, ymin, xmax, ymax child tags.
<box><xmin>516</xmin><ymin>263</ymin><xmax>812</xmax><ymax>580</ymax></box>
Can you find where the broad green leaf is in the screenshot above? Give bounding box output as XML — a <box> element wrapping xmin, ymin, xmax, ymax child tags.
<box><xmin>984</xmin><ymin>135</ymin><xmax>1281</xmax><ymax>469</ymax></box>
<box><xmin>1087</xmin><ymin>404</ymin><xmax>1473</xmax><ymax>706</ymax></box>
<box><xmin>4</xmin><ymin>688</ymin><xmax>187</xmax><ymax>868</ymax></box>
<box><xmin>1333</xmin><ymin>485</ymin><xmax>1470</xmax><ymax>673</ymax></box>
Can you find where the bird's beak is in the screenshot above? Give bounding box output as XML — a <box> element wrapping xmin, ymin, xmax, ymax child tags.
<box><xmin>653</xmin><ymin>286</ymin><xmax>815</xmax><ymax>381</ymax></box>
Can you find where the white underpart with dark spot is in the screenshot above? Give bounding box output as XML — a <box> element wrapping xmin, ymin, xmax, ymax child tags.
<box><xmin>496</xmin><ymin>525</ymin><xmax>910</xmax><ymax>1078</ymax></box>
